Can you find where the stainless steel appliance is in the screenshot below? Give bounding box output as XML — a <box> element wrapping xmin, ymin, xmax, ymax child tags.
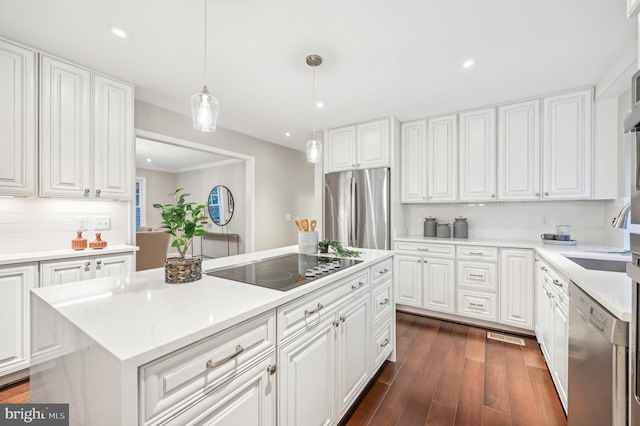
<box><xmin>568</xmin><ymin>281</ymin><xmax>628</xmax><ymax>426</ymax></box>
<box><xmin>324</xmin><ymin>167</ymin><xmax>390</xmax><ymax>250</ymax></box>
<box><xmin>205</xmin><ymin>253</ymin><xmax>361</xmax><ymax>291</ymax></box>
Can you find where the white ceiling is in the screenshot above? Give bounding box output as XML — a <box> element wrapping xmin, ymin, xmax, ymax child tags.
<box><xmin>0</xmin><ymin>0</ymin><xmax>636</xmax><ymax>152</ymax></box>
<box><xmin>135</xmin><ymin>138</ymin><xmax>239</xmax><ymax>173</ymax></box>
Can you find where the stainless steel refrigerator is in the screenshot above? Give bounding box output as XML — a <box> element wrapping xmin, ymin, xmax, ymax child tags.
<box><xmin>324</xmin><ymin>167</ymin><xmax>390</xmax><ymax>250</ymax></box>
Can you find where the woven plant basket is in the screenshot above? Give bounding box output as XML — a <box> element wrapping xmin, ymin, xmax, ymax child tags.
<box><xmin>165</xmin><ymin>257</ymin><xmax>202</xmax><ymax>284</ymax></box>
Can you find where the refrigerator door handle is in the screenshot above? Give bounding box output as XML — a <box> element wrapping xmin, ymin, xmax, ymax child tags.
<box><xmin>350</xmin><ymin>178</ymin><xmax>357</xmax><ymax>246</ymax></box>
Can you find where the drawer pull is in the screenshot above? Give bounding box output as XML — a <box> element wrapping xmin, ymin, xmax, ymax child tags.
<box><xmin>351</xmin><ymin>281</ymin><xmax>365</xmax><ymax>290</ymax></box>
<box><xmin>469</xmin><ymin>273</ymin><xmax>484</xmax><ymax>279</ymax></box>
<box><xmin>553</xmin><ymin>279</ymin><xmax>563</xmax><ymax>287</ymax></box>
<box><xmin>417</xmin><ymin>248</ymin><xmax>429</xmax><ymax>251</ymax></box>
<box><xmin>304</xmin><ymin>303</ymin><xmax>324</xmax><ymax>316</ymax></box>
<box><xmin>333</xmin><ymin>320</ymin><xmax>340</xmax><ymax>328</ymax></box>
<box><xmin>540</xmin><ymin>266</ymin><xmax>548</xmax><ymax>272</ymax></box>
<box><xmin>469</xmin><ymin>302</ymin><xmax>485</xmax><ymax>310</ymax></box>
<box><xmin>206</xmin><ymin>345</ymin><xmax>244</xmax><ymax>369</ymax></box>
<box><xmin>378</xmin><ymin>268</ymin><xmax>389</xmax><ymax>275</ymax></box>
<box><xmin>468</xmin><ymin>252</ymin><xmax>485</xmax><ymax>256</ymax></box>
<box><xmin>340</xmin><ymin>315</ymin><xmax>346</xmax><ymax>323</ymax></box>
<box><xmin>379</xmin><ymin>298</ymin><xmax>390</xmax><ymax>305</ymax></box>
<box><xmin>267</xmin><ymin>364</ymin><xmax>277</xmax><ymax>375</ymax></box>
<box><xmin>380</xmin><ymin>338</ymin><xmax>390</xmax><ymax>347</ymax></box>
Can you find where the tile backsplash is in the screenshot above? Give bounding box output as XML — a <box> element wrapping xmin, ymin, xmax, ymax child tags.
<box><xmin>404</xmin><ymin>199</ymin><xmax>631</xmax><ymax>248</ymax></box>
<box><xmin>0</xmin><ymin>198</ymin><xmax>132</xmax><ymax>255</ymax></box>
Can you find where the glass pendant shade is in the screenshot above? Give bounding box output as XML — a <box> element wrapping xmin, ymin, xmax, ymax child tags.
<box><xmin>192</xmin><ymin>86</ymin><xmax>220</xmax><ymax>132</ymax></box>
<box><xmin>306</xmin><ymin>139</ymin><xmax>322</xmax><ymax>163</ymax></box>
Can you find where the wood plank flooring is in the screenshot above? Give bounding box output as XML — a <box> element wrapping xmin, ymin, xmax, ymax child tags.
<box><xmin>344</xmin><ymin>312</ymin><xmax>567</xmax><ymax>426</ymax></box>
<box><xmin>0</xmin><ymin>312</ymin><xmax>567</xmax><ymax>426</ymax></box>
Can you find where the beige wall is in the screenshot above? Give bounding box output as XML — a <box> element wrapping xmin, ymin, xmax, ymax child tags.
<box><xmin>135</xmin><ymin>100</ymin><xmax>315</xmax><ymax>252</ymax></box>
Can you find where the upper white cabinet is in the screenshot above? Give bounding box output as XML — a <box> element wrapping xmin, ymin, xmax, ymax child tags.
<box><xmin>326</xmin><ymin>118</ymin><xmax>390</xmax><ymax>173</ymax></box>
<box><xmin>0</xmin><ymin>39</ymin><xmax>37</xmax><ymax>196</ymax></box>
<box><xmin>459</xmin><ymin>108</ymin><xmax>496</xmax><ymax>201</ymax></box>
<box><xmin>428</xmin><ymin>114</ymin><xmax>458</xmax><ymax>202</ymax></box>
<box><xmin>400</xmin><ymin>120</ymin><xmax>427</xmax><ymax>202</ymax></box>
<box><xmin>542</xmin><ymin>89</ymin><xmax>592</xmax><ymax>200</ymax></box>
<box><xmin>498</xmin><ymin>100</ymin><xmax>541</xmax><ymax>200</ymax></box>
<box><xmin>40</xmin><ymin>55</ymin><xmax>134</xmax><ymax>199</ymax></box>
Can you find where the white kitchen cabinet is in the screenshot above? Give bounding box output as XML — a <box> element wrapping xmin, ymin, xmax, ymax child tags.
<box><xmin>400</xmin><ymin>120</ymin><xmax>427</xmax><ymax>202</ymax></box>
<box><xmin>325</xmin><ymin>119</ymin><xmax>390</xmax><ymax>173</ymax></box>
<box><xmin>0</xmin><ymin>263</ymin><xmax>37</xmax><ymax>379</ymax></box>
<box><xmin>428</xmin><ymin>114</ymin><xmax>458</xmax><ymax>202</ymax></box>
<box><xmin>40</xmin><ymin>253</ymin><xmax>133</xmax><ymax>286</ymax></box>
<box><xmin>394</xmin><ymin>254</ymin><xmax>422</xmax><ymax>307</ymax></box>
<box><xmin>542</xmin><ymin>89</ymin><xmax>592</xmax><ymax>200</ymax></box>
<box><xmin>459</xmin><ymin>107</ymin><xmax>496</xmax><ymax>201</ymax></box>
<box><xmin>497</xmin><ymin>100</ymin><xmax>541</xmax><ymax>200</ymax></box>
<box><xmin>551</xmin><ymin>295</ymin><xmax>568</xmax><ymax>410</ymax></box>
<box><xmin>534</xmin><ymin>256</ymin><xmax>552</xmax><ymax>362</ymax></box>
<box><xmin>40</xmin><ymin>54</ymin><xmax>134</xmax><ymax>199</ymax></box>
<box><xmin>0</xmin><ymin>39</ymin><xmax>37</xmax><ymax>196</ymax></box>
<box><xmin>499</xmin><ymin>249</ymin><xmax>534</xmax><ymax>330</ymax></box>
<box><xmin>422</xmin><ymin>257</ymin><xmax>455</xmax><ymax>314</ymax></box>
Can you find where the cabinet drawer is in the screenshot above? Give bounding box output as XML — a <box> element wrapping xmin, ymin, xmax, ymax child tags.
<box><xmin>394</xmin><ymin>242</ymin><xmax>454</xmax><ymax>258</ymax></box>
<box><xmin>457</xmin><ymin>290</ymin><xmax>498</xmax><ymax>322</ymax></box>
<box><xmin>456</xmin><ymin>246</ymin><xmax>498</xmax><ymax>261</ymax></box>
<box><xmin>371</xmin><ymin>258</ymin><xmax>392</xmax><ymax>285</ymax></box>
<box><xmin>539</xmin><ymin>261</ymin><xmax>569</xmax><ymax>300</ymax></box>
<box><xmin>457</xmin><ymin>261</ymin><xmax>497</xmax><ymax>292</ymax></box>
<box><xmin>140</xmin><ymin>311</ymin><xmax>275</xmax><ymax>424</ymax></box>
<box><xmin>277</xmin><ymin>270</ymin><xmax>369</xmax><ymax>343</ymax></box>
<box><xmin>372</xmin><ymin>320</ymin><xmax>393</xmax><ymax>372</ymax></box>
<box><xmin>372</xmin><ymin>279</ymin><xmax>392</xmax><ymax>327</ymax></box>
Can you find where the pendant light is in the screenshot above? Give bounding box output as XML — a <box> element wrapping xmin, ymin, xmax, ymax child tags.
<box><xmin>305</xmin><ymin>54</ymin><xmax>323</xmax><ymax>163</ymax></box>
<box><xmin>191</xmin><ymin>0</ymin><xmax>220</xmax><ymax>132</ymax></box>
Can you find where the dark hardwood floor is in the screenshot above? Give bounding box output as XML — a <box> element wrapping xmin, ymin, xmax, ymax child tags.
<box><xmin>0</xmin><ymin>312</ymin><xmax>567</xmax><ymax>426</ymax></box>
<box><xmin>345</xmin><ymin>312</ymin><xmax>567</xmax><ymax>426</ymax></box>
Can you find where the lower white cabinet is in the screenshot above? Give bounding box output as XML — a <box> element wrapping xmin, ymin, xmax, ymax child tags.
<box><xmin>0</xmin><ymin>263</ymin><xmax>37</xmax><ymax>379</ymax></box>
<box><xmin>423</xmin><ymin>257</ymin><xmax>455</xmax><ymax>314</ymax></box>
<box><xmin>394</xmin><ymin>254</ymin><xmax>422</xmax><ymax>307</ymax></box>
<box><xmin>499</xmin><ymin>249</ymin><xmax>534</xmax><ymax>330</ymax></box>
<box><xmin>40</xmin><ymin>253</ymin><xmax>132</xmax><ymax>286</ymax></box>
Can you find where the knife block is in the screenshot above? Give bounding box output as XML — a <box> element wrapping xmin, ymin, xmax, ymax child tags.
<box><xmin>298</xmin><ymin>231</ymin><xmax>318</xmax><ymax>254</ymax></box>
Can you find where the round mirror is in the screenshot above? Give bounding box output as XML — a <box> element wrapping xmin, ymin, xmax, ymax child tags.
<box><xmin>207</xmin><ymin>185</ymin><xmax>234</xmax><ymax>226</ymax></box>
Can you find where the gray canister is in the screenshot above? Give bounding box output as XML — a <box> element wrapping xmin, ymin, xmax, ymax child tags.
<box><xmin>423</xmin><ymin>217</ymin><xmax>436</xmax><ymax>237</ymax></box>
<box><xmin>453</xmin><ymin>217</ymin><xmax>468</xmax><ymax>238</ymax></box>
<box><xmin>436</xmin><ymin>221</ymin><xmax>451</xmax><ymax>238</ymax></box>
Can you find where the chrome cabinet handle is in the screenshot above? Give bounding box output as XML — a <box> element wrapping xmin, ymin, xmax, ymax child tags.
<box><xmin>84</xmin><ymin>188</ymin><xmax>90</xmax><ymax>196</ymax></box>
<box><xmin>95</xmin><ymin>189</ymin><xmax>101</xmax><ymax>197</ymax></box>
<box><xmin>469</xmin><ymin>273</ymin><xmax>484</xmax><ymax>279</ymax></box>
<box><xmin>267</xmin><ymin>364</ymin><xmax>276</xmax><ymax>375</ymax></box>
<box><xmin>544</xmin><ymin>192</ymin><xmax>549</xmax><ymax>196</ymax></box>
<box><xmin>206</xmin><ymin>345</ymin><xmax>244</xmax><ymax>369</ymax></box>
<box><xmin>379</xmin><ymin>298</ymin><xmax>389</xmax><ymax>305</ymax></box>
<box><xmin>340</xmin><ymin>315</ymin><xmax>346</xmax><ymax>323</ymax></box>
<box><xmin>535</xmin><ymin>192</ymin><xmax>540</xmax><ymax>196</ymax></box>
<box><xmin>417</xmin><ymin>259</ymin><xmax>421</xmax><ymax>263</ymax></box>
<box><xmin>469</xmin><ymin>302</ymin><xmax>484</xmax><ymax>310</ymax></box>
<box><xmin>351</xmin><ymin>281</ymin><xmax>365</xmax><ymax>290</ymax></box>
<box><xmin>379</xmin><ymin>268</ymin><xmax>389</xmax><ymax>275</ymax></box>
<box><xmin>380</xmin><ymin>338</ymin><xmax>390</xmax><ymax>347</ymax></box>
<box><xmin>333</xmin><ymin>320</ymin><xmax>340</xmax><ymax>327</ymax></box>
<box><xmin>96</xmin><ymin>260</ymin><xmax>102</xmax><ymax>269</ymax></box>
<box><xmin>468</xmin><ymin>252</ymin><xmax>484</xmax><ymax>256</ymax></box>
<box><xmin>491</xmin><ymin>194</ymin><xmax>495</xmax><ymax>198</ymax></box>
<box><xmin>84</xmin><ymin>261</ymin><xmax>91</xmax><ymax>271</ymax></box>
<box><xmin>540</xmin><ymin>266</ymin><xmax>548</xmax><ymax>272</ymax></box>
<box><xmin>553</xmin><ymin>279</ymin><xmax>563</xmax><ymax>287</ymax></box>
<box><xmin>417</xmin><ymin>248</ymin><xmax>429</xmax><ymax>251</ymax></box>
<box><xmin>304</xmin><ymin>303</ymin><xmax>324</xmax><ymax>316</ymax></box>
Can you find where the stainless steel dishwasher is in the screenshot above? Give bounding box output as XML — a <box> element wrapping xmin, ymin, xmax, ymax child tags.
<box><xmin>568</xmin><ymin>281</ymin><xmax>629</xmax><ymax>426</ymax></box>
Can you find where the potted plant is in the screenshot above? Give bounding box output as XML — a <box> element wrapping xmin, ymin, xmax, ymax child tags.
<box><xmin>154</xmin><ymin>188</ymin><xmax>208</xmax><ymax>283</ymax></box>
<box><xmin>317</xmin><ymin>239</ymin><xmax>361</xmax><ymax>257</ymax></box>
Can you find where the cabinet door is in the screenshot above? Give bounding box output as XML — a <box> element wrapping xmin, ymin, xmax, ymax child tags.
<box><xmin>93</xmin><ymin>75</ymin><xmax>134</xmax><ymax>199</ymax></box>
<box><xmin>278</xmin><ymin>318</ymin><xmax>335</xmax><ymax>426</ymax></box>
<box><xmin>459</xmin><ymin>108</ymin><xmax>496</xmax><ymax>201</ymax></box>
<box><xmin>0</xmin><ymin>39</ymin><xmax>36</xmax><ymax>196</ymax></box>
<box><xmin>542</xmin><ymin>89</ymin><xmax>592</xmax><ymax>199</ymax></box>
<box><xmin>40</xmin><ymin>55</ymin><xmax>92</xmax><ymax>197</ymax></box>
<box><xmin>423</xmin><ymin>257</ymin><xmax>455</xmax><ymax>314</ymax></box>
<box><xmin>336</xmin><ymin>294</ymin><xmax>370</xmax><ymax>417</ymax></box>
<box><xmin>428</xmin><ymin>114</ymin><xmax>458</xmax><ymax>202</ymax></box>
<box><xmin>0</xmin><ymin>264</ymin><xmax>36</xmax><ymax>376</ymax></box>
<box><xmin>552</xmin><ymin>301</ymin><xmax>568</xmax><ymax>409</ymax></box>
<box><xmin>394</xmin><ymin>255</ymin><xmax>422</xmax><ymax>307</ymax></box>
<box><xmin>498</xmin><ymin>100</ymin><xmax>540</xmax><ymax>200</ymax></box>
<box><xmin>326</xmin><ymin>126</ymin><xmax>356</xmax><ymax>173</ymax></box>
<box><xmin>400</xmin><ymin>120</ymin><xmax>427</xmax><ymax>202</ymax></box>
<box><xmin>94</xmin><ymin>254</ymin><xmax>132</xmax><ymax>278</ymax></box>
<box><xmin>536</xmin><ymin>281</ymin><xmax>552</xmax><ymax>364</ymax></box>
<box><xmin>40</xmin><ymin>258</ymin><xmax>92</xmax><ymax>286</ymax></box>
<box><xmin>499</xmin><ymin>249</ymin><xmax>534</xmax><ymax>330</ymax></box>
<box><xmin>357</xmin><ymin>119</ymin><xmax>389</xmax><ymax>169</ymax></box>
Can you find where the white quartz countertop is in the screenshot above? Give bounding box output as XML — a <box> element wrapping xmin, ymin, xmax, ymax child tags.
<box><xmin>0</xmin><ymin>244</ymin><xmax>138</xmax><ymax>266</ymax></box>
<box><xmin>30</xmin><ymin>246</ymin><xmax>393</xmax><ymax>365</ymax></box>
<box><xmin>395</xmin><ymin>235</ymin><xmax>632</xmax><ymax>321</ymax></box>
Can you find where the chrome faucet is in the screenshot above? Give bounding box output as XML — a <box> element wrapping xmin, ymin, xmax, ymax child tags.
<box><xmin>612</xmin><ymin>202</ymin><xmax>632</xmax><ymax>228</ymax></box>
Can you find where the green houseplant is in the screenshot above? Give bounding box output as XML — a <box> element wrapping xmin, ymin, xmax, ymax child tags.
<box><xmin>154</xmin><ymin>188</ymin><xmax>208</xmax><ymax>283</ymax></box>
<box><xmin>317</xmin><ymin>239</ymin><xmax>360</xmax><ymax>257</ymax></box>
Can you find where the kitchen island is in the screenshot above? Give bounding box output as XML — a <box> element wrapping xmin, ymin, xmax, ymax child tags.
<box><xmin>29</xmin><ymin>246</ymin><xmax>395</xmax><ymax>425</ymax></box>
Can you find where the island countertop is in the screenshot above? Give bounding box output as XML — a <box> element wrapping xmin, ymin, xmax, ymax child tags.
<box><xmin>30</xmin><ymin>245</ymin><xmax>393</xmax><ymax>366</ymax></box>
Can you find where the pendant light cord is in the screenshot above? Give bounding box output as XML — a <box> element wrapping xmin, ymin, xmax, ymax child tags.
<box><xmin>312</xmin><ymin>63</ymin><xmax>316</xmax><ymax>139</ymax></box>
<box><xmin>203</xmin><ymin>0</ymin><xmax>207</xmax><ymax>86</ymax></box>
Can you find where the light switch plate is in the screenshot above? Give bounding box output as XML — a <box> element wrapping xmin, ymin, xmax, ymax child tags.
<box><xmin>95</xmin><ymin>216</ymin><xmax>111</xmax><ymax>230</ymax></box>
<box><xmin>77</xmin><ymin>216</ymin><xmax>88</xmax><ymax>231</ymax></box>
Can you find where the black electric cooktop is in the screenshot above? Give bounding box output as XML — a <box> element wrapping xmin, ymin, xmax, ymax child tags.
<box><xmin>205</xmin><ymin>253</ymin><xmax>362</xmax><ymax>292</ymax></box>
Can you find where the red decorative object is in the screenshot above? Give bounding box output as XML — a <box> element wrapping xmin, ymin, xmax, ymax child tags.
<box><xmin>71</xmin><ymin>231</ymin><xmax>87</xmax><ymax>250</ymax></box>
<box><xmin>90</xmin><ymin>233</ymin><xmax>107</xmax><ymax>249</ymax></box>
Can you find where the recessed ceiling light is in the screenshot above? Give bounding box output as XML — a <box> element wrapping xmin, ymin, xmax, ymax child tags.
<box><xmin>285</xmin><ymin>132</ymin><xmax>291</xmax><ymax>137</ymax></box>
<box><xmin>146</xmin><ymin>158</ymin><xmax>152</xmax><ymax>162</ymax></box>
<box><xmin>316</xmin><ymin>102</ymin><xmax>324</xmax><ymax>108</ymax></box>
<box><xmin>463</xmin><ymin>59</ymin><xmax>476</xmax><ymax>68</ymax></box>
<box><xmin>108</xmin><ymin>26</ymin><xmax>130</xmax><ymax>39</ymax></box>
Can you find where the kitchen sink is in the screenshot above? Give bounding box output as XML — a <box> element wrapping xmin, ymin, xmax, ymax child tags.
<box><xmin>564</xmin><ymin>256</ymin><xmax>629</xmax><ymax>273</ymax></box>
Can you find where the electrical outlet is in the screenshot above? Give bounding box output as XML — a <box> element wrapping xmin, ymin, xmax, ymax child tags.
<box><xmin>285</xmin><ymin>214</ymin><xmax>292</xmax><ymax>221</ymax></box>
<box><xmin>541</xmin><ymin>215</ymin><xmax>549</xmax><ymax>225</ymax></box>
<box><xmin>95</xmin><ymin>216</ymin><xmax>111</xmax><ymax>230</ymax></box>
<box><xmin>77</xmin><ymin>216</ymin><xmax>88</xmax><ymax>231</ymax></box>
